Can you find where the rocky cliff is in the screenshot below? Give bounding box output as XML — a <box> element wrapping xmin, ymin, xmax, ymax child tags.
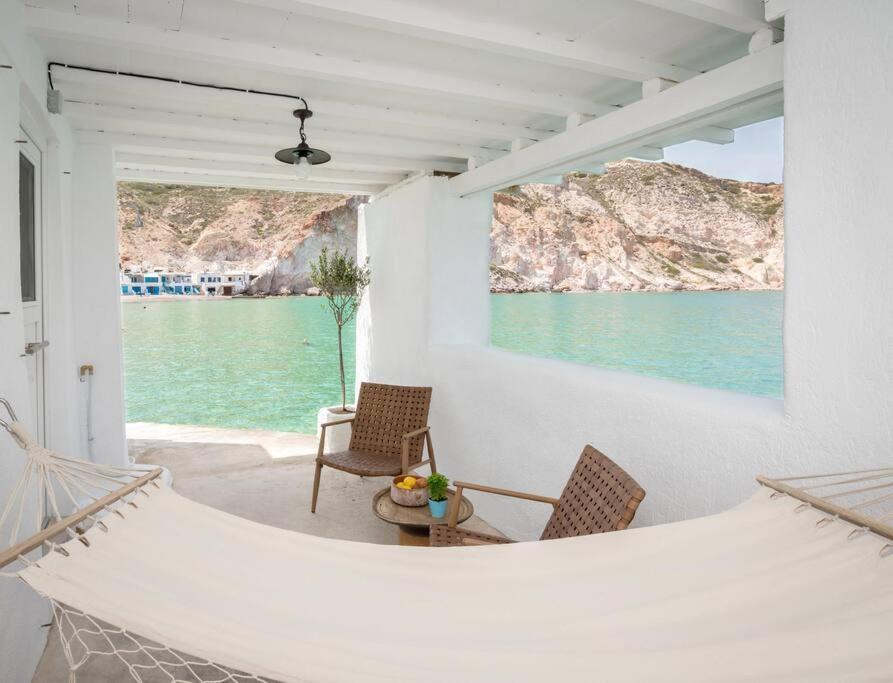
<box><xmin>117</xmin><ymin>184</ymin><xmax>365</xmax><ymax>294</ymax></box>
<box><xmin>491</xmin><ymin>160</ymin><xmax>783</xmax><ymax>292</ymax></box>
<box><xmin>117</xmin><ymin>159</ymin><xmax>783</xmax><ymax>294</ymax></box>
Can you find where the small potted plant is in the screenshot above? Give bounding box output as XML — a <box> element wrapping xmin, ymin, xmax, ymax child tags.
<box><xmin>426</xmin><ymin>473</ymin><xmax>450</xmax><ymax>518</ymax></box>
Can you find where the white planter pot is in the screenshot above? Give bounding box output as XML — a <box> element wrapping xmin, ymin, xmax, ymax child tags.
<box><xmin>317</xmin><ymin>405</ymin><xmax>355</xmax><ymax>454</ymax></box>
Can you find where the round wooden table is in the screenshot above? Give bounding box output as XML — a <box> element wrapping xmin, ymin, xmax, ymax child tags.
<box><xmin>372</xmin><ymin>488</ymin><xmax>474</xmax><ymax>546</ymax></box>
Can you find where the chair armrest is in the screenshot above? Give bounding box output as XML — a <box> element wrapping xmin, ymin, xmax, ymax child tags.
<box><xmin>320</xmin><ymin>417</ymin><xmax>355</xmax><ymax>429</ymax></box>
<box><xmin>400</xmin><ymin>426</ymin><xmax>430</xmax><ymax>473</ymax></box>
<box><xmin>453</xmin><ymin>481</ymin><xmax>560</xmax><ymax>506</ymax></box>
<box><xmin>317</xmin><ymin>417</ymin><xmax>355</xmax><ymax>458</ymax></box>
<box><xmin>401</xmin><ymin>426</ymin><xmax>430</xmax><ymax>440</ymax></box>
<box><xmin>447</xmin><ymin>481</ymin><xmax>559</xmax><ymax>527</ymax></box>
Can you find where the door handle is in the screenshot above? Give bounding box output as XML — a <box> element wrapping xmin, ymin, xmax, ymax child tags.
<box><xmin>23</xmin><ymin>340</ymin><xmax>50</xmax><ymax>355</ymax></box>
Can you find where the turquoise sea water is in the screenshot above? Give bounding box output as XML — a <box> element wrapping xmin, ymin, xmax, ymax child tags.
<box><xmin>123</xmin><ymin>298</ymin><xmax>356</xmax><ymax>434</ymax></box>
<box><xmin>123</xmin><ymin>291</ymin><xmax>783</xmax><ymax>433</ymax></box>
<box><xmin>491</xmin><ymin>291</ymin><xmax>783</xmax><ymax>399</ymax></box>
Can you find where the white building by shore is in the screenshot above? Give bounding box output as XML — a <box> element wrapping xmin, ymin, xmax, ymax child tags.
<box><xmin>121</xmin><ymin>269</ymin><xmax>252</xmax><ymax>296</ymax></box>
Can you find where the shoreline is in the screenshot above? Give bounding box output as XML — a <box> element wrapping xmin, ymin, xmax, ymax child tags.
<box><xmin>126</xmin><ymin>422</ymin><xmax>317</xmax><ymax>460</ymax></box>
<box><xmin>122</xmin><ymin>294</ymin><xmax>233</xmax><ymax>303</ymax></box>
<box><xmin>123</xmin><ymin>288</ymin><xmax>784</xmax><ymax>303</ymax></box>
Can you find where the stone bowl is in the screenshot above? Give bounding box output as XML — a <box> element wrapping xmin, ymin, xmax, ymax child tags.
<box><xmin>389</xmin><ymin>475</ymin><xmax>429</xmax><ymax>507</ymax></box>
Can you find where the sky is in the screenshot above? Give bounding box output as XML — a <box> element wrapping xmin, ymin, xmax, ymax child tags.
<box><xmin>661</xmin><ymin>116</ymin><xmax>783</xmax><ymax>184</ymax></box>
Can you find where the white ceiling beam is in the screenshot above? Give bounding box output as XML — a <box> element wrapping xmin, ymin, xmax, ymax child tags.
<box><xmin>52</xmin><ymin>67</ymin><xmax>556</xmax><ymax>143</ymax></box>
<box><xmin>642</xmin><ymin>77</ymin><xmax>678</xmax><ymax>98</ymax></box>
<box><xmin>115</xmin><ymin>153</ymin><xmax>406</xmax><ymax>186</ymax></box>
<box><xmin>634</xmin><ymin>0</ymin><xmax>769</xmax><ymax>33</ymax></box>
<box><xmin>26</xmin><ymin>7</ymin><xmax>615</xmax><ymax>116</ymax></box>
<box><xmin>627</xmin><ymin>146</ymin><xmax>664</xmax><ymax>161</ymax></box>
<box><xmin>450</xmin><ymin>43</ymin><xmax>783</xmax><ymax>196</ymax></box>
<box><xmin>64</xmin><ymin>100</ymin><xmax>507</xmax><ymax>162</ymax></box>
<box><xmin>235</xmin><ymin>0</ymin><xmax>701</xmax><ymax>83</ymax></box>
<box><xmin>116</xmin><ymin>168</ymin><xmax>377</xmax><ymax>195</ymax></box>
<box><xmin>565</xmin><ymin>113</ymin><xmax>595</xmax><ymax>130</ymax></box>
<box><xmin>689</xmin><ymin>126</ymin><xmax>735</xmax><ymax>144</ymax></box>
<box><xmin>75</xmin><ymin>131</ymin><xmax>468</xmax><ymax>174</ymax></box>
<box><xmin>510</xmin><ymin>138</ymin><xmax>535</xmax><ymax>154</ymax></box>
<box><xmin>641</xmin><ymin>78</ymin><xmax>736</xmax><ymax>145</ymax></box>
<box><xmin>577</xmin><ymin>164</ymin><xmax>607</xmax><ymax>175</ymax></box>
<box><xmin>748</xmin><ymin>26</ymin><xmax>784</xmax><ymax>54</ymax></box>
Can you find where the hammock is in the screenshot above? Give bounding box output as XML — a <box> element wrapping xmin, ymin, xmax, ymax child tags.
<box><xmin>2</xmin><ymin>416</ymin><xmax>892</xmax><ymax>682</ymax></box>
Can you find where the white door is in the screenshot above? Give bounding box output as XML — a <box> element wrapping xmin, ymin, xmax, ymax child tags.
<box><xmin>19</xmin><ymin>131</ymin><xmax>46</xmax><ymax>445</ymax></box>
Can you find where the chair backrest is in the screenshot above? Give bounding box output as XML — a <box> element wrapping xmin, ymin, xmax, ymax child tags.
<box><xmin>349</xmin><ymin>382</ymin><xmax>432</xmax><ymax>464</ymax></box>
<box><xmin>540</xmin><ymin>445</ymin><xmax>645</xmax><ymax>541</ymax></box>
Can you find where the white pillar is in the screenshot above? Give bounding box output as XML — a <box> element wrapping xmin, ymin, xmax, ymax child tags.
<box><xmin>0</xmin><ymin>28</ymin><xmax>53</xmax><ymax>683</ymax></box>
<box><xmin>356</xmin><ymin>175</ymin><xmax>492</xmax><ymax>385</ymax></box>
<box><xmin>70</xmin><ymin>140</ymin><xmax>127</xmax><ymax>466</ymax></box>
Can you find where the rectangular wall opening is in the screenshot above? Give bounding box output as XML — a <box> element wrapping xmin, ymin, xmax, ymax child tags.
<box><xmin>489</xmin><ymin>117</ymin><xmax>784</xmax><ymax>399</ymax></box>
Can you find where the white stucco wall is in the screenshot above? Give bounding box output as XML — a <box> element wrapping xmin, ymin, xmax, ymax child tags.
<box><xmin>359</xmin><ymin>1</ymin><xmax>893</xmax><ymax>541</ymax></box>
<box><xmin>357</xmin><ymin>176</ymin><xmax>491</xmax><ymax>384</ymax></box>
<box><xmin>71</xmin><ymin>141</ymin><xmax>128</xmax><ymax>466</ymax></box>
<box><xmin>0</xmin><ymin>26</ymin><xmax>51</xmax><ymax>683</ymax></box>
<box><xmin>0</xmin><ymin>4</ymin><xmax>127</xmax><ymax>679</ymax></box>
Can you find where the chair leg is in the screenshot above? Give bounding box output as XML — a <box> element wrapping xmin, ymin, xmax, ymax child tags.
<box><xmin>311</xmin><ymin>461</ymin><xmax>323</xmax><ymax>513</ymax></box>
<box><xmin>425</xmin><ymin>431</ymin><xmax>437</xmax><ymax>473</ymax></box>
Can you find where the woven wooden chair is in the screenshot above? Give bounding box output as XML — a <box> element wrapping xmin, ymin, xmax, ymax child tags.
<box><xmin>311</xmin><ymin>382</ymin><xmax>435</xmax><ymax>512</ymax></box>
<box><xmin>430</xmin><ymin>445</ymin><xmax>644</xmax><ymax>546</ymax></box>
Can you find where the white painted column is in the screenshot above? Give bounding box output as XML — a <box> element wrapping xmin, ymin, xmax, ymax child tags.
<box><xmin>42</xmin><ymin>135</ymin><xmax>81</xmax><ymax>457</ymax></box>
<box><xmin>772</xmin><ymin>0</ymin><xmax>893</xmax><ymax>449</ymax></box>
<box><xmin>0</xmin><ymin>40</ymin><xmax>52</xmax><ymax>683</ymax></box>
<box><xmin>70</xmin><ymin>140</ymin><xmax>128</xmax><ymax>466</ymax></box>
<box><xmin>356</xmin><ymin>175</ymin><xmax>491</xmax><ymax>386</ymax></box>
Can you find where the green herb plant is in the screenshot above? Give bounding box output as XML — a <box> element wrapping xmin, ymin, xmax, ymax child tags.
<box><xmin>426</xmin><ymin>473</ymin><xmax>450</xmax><ymax>502</ymax></box>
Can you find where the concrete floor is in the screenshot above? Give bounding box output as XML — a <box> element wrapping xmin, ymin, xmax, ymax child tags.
<box><xmin>32</xmin><ymin>424</ymin><xmax>500</xmax><ymax>682</ymax></box>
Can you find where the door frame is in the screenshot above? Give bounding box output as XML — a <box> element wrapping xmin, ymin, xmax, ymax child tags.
<box><xmin>18</xmin><ymin>123</ymin><xmax>46</xmax><ymax>446</ymax></box>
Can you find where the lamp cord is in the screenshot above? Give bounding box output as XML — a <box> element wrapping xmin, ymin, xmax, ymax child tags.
<box><xmin>47</xmin><ymin>62</ymin><xmax>309</xmax><ymax>110</ymax></box>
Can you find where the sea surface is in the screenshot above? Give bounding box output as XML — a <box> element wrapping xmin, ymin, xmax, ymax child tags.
<box><xmin>123</xmin><ymin>291</ymin><xmax>783</xmax><ymax>433</ymax></box>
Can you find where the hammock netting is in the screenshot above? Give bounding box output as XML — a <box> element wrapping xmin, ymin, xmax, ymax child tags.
<box><xmin>2</xmin><ymin>420</ymin><xmax>893</xmax><ymax>682</ymax></box>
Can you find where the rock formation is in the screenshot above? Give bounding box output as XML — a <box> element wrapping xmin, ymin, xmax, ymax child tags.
<box><xmin>490</xmin><ymin>160</ymin><xmax>783</xmax><ymax>292</ymax></box>
<box><xmin>117</xmin><ymin>159</ymin><xmax>783</xmax><ymax>294</ymax></box>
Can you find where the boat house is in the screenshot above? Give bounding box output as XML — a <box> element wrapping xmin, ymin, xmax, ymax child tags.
<box><xmin>1</xmin><ymin>0</ymin><xmax>891</xmax><ymax>680</ymax></box>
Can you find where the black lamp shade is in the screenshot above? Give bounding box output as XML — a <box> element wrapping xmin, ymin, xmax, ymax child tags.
<box><xmin>275</xmin><ymin>145</ymin><xmax>331</xmax><ymax>165</ymax></box>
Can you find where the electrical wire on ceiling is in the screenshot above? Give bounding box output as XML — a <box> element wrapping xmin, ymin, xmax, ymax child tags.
<box><xmin>47</xmin><ymin>62</ymin><xmax>332</xmax><ymax>175</ymax></box>
<box><xmin>47</xmin><ymin>62</ymin><xmax>309</xmax><ymax>110</ymax></box>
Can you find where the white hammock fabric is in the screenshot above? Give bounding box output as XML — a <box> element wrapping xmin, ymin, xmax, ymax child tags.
<box><xmin>14</xmin><ymin>484</ymin><xmax>893</xmax><ymax>682</ymax></box>
<box><xmin>2</xmin><ymin>417</ymin><xmax>892</xmax><ymax>682</ymax></box>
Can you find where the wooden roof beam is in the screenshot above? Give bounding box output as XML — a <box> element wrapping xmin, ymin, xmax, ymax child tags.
<box><xmin>64</xmin><ymin>101</ymin><xmax>506</xmax><ymax>163</ymax></box>
<box><xmin>115</xmin><ymin>153</ymin><xmax>407</xmax><ymax>186</ymax></box>
<box><xmin>26</xmin><ymin>6</ymin><xmax>616</xmax><ymax>117</ymax></box>
<box><xmin>51</xmin><ymin>66</ymin><xmax>557</xmax><ymax>143</ymax></box>
<box><xmin>115</xmin><ymin>168</ymin><xmax>379</xmax><ymax>195</ymax></box>
<box><xmin>235</xmin><ymin>0</ymin><xmax>702</xmax><ymax>83</ymax></box>
<box><xmin>634</xmin><ymin>0</ymin><xmax>770</xmax><ymax>34</ymax></box>
<box><xmin>450</xmin><ymin>43</ymin><xmax>783</xmax><ymax>196</ymax></box>
<box><xmin>76</xmin><ymin>131</ymin><xmax>467</xmax><ymax>174</ymax></box>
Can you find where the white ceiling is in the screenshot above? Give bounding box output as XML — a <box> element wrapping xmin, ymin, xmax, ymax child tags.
<box><xmin>23</xmin><ymin>0</ymin><xmax>781</xmax><ymax>195</ymax></box>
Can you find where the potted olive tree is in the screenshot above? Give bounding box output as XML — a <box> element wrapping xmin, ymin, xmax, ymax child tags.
<box><xmin>426</xmin><ymin>473</ymin><xmax>450</xmax><ymax>518</ymax></box>
<box><xmin>310</xmin><ymin>247</ymin><xmax>371</xmax><ymax>452</ymax></box>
